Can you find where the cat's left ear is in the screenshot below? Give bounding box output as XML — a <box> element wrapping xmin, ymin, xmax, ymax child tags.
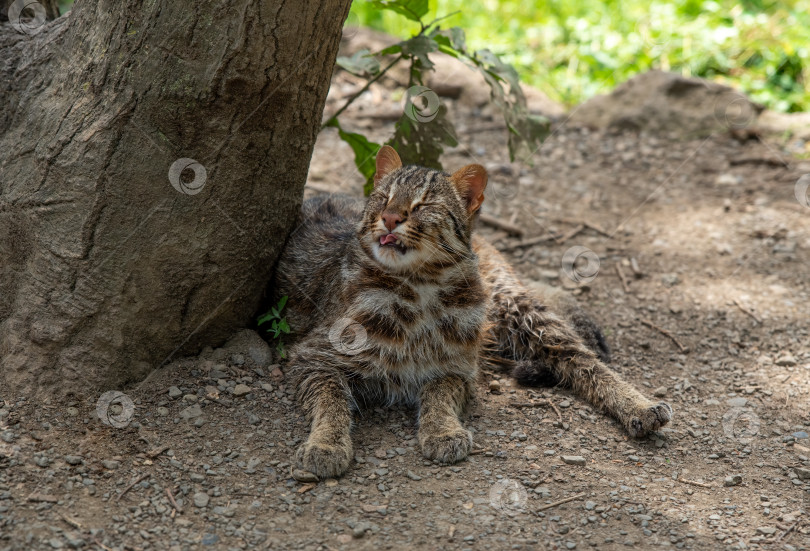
<box><xmin>374</xmin><ymin>145</ymin><xmax>403</xmax><ymax>187</ymax></box>
<box><xmin>451</xmin><ymin>164</ymin><xmax>488</xmax><ymax>213</ymax></box>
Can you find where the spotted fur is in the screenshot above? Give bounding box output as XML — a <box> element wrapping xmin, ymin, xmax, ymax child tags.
<box><xmin>272</xmin><ymin>147</ymin><xmax>672</xmax><ymax>479</ymax></box>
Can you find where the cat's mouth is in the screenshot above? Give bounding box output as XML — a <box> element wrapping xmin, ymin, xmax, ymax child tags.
<box><xmin>378</xmin><ymin>233</ymin><xmax>408</xmax><ymax>254</ymax></box>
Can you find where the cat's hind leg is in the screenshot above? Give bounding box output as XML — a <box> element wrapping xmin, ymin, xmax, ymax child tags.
<box><xmin>476</xmin><ymin>239</ymin><xmax>672</xmax><ymax>437</ymax></box>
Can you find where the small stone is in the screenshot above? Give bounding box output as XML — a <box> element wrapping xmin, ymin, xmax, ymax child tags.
<box><xmin>157</xmin><ymin>407</ymin><xmax>169</xmax><ymax>417</ymax></box>
<box><xmin>585</xmin><ymin>501</ymin><xmax>596</xmax><ymax>510</ymax></box>
<box><xmin>230</xmin><ymin>353</ymin><xmax>246</xmax><ymax>366</ymax></box>
<box><xmin>260</xmin><ymin>383</ymin><xmax>273</xmax><ymax>392</ymax></box>
<box><xmin>0</xmin><ymin>431</ymin><xmax>16</xmax><ymax>443</ymax></box>
<box><xmin>182</xmin><ymin>394</ymin><xmax>198</xmax><ymax>404</ymax></box>
<box><xmin>102</xmin><ymin>460</ymin><xmax>120</xmax><ymax>470</ymax></box>
<box><xmin>65</xmin><ymin>455</ymin><xmax>83</xmax><ymax>465</ymax></box>
<box><xmin>180</xmin><ymin>404</ymin><xmax>203</xmax><ymax>420</ymax></box>
<box><xmin>653</xmin><ymin>387</ymin><xmax>667</xmax><ymax>397</ymax></box>
<box><xmin>66</xmin><ymin>407</ymin><xmax>79</xmax><ymax>417</ymax></box>
<box><xmin>406</xmin><ymin>471</ymin><xmax>422</xmax><ymax>481</ymax></box>
<box><xmin>756</xmin><ymin>526</ymin><xmax>777</xmax><ymax>535</ymax></box>
<box><xmin>794</xmin><ymin>467</ymin><xmax>810</xmax><ymax>480</ymax></box>
<box><xmin>48</xmin><ymin>538</ymin><xmax>64</xmax><ymax>549</ymax></box>
<box><xmin>193</xmin><ymin>492</ymin><xmax>210</xmax><ymax>508</ymax></box>
<box><xmin>715</xmin><ymin>173</ymin><xmax>741</xmax><ymax>186</ymax></box>
<box><xmin>726</xmin><ymin>397</ymin><xmax>747</xmax><ymax>407</ymax></box>
<box><xmin>247</xmin><ymin>413</ymin><xmax>261</xmax><ymax>425</ymax></box>
<box><xmin>489</xmin><ymin>380</ymin><xmax>501</xmax><ymax>393</ymax></box>
<box><xmin>561</xmin><ymin>456</ymin><xmax>586</xmax><ymax>466</ymax></box>
<box><xmin>724</xmin><ymin>474</ymin><xmax>742</xmax><ymax>487</ymax></box>
<box><xmin>232</xmin><ymin>384</ymin><xmax>251</xmax><ymax>397</ymax></box>
<box><xmin>35</xmin><ymin>456</ymin><xmax>52</xmax><ymax>468</ymax></box>
<box><xmin>292</xmin><ymin>469</ymin><xmax>319</xmax><ymax>483</ymax></box>
<box><xmin>168</xmin><ymin>386</ymin><xmax>182</xmax><ymax>399</ymax></box>
<box><xmin>776</xmin><ymin>355</ymin><xmax>797</xmax><ymax>367</ymax></box>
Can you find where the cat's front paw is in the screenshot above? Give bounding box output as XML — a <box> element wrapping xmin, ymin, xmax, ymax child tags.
<box><xmin>294</xmin><ymin>439</ymin><xmax>353</xmax><ymax>479</ymax></box>
<box><xmin>420</xmin><ymin>428</ymin><xmax>473</xmax><ymax>464</ymax></box>
<box><xmin>626</xmin><ymin>402</ymin><xmax>673</xmax><ymax>438</ymax></box>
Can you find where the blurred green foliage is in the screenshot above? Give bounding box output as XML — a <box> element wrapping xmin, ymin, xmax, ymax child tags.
<box><xmin>349</xmin><ymin>0</ymin><xmax>810</xmax><ymax>112</ymax></box>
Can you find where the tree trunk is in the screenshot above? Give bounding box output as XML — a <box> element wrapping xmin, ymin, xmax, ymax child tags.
<box><xmin>0</xmin><ymin>0</ymin><xmax>351</xmax><ymax>398</ymax></box>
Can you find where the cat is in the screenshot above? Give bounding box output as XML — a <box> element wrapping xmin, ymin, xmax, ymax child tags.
<box><xmin>271</xmin><ymin>145</ymin><xmax>672</xmax><ymax>479</ymax></box>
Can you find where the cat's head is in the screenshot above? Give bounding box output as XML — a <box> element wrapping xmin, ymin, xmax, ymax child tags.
<box><xmin>358</xmin><ymin>146</ymin><xmax>488</xmax><ymax>273</ymax></box>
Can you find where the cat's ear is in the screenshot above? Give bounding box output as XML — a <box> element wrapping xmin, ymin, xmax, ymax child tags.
<box><xmin>374</xmin><ymin>145</ymin><xmax>402</xmax><ymax>187</ymax></box>
<box><xmin>451</xmin><ymin>164</ymin><xmax>488</xmax><ymax>213</ymax></box>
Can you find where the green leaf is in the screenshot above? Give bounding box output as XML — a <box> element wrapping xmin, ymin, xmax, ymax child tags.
<box><xmin>388</xmin><ymin>103</ymin><xmax>457</xmax><ymax>171</ymax></box>
<box><xmin>371</xmin><ymin>0</ymin><xmax>429</xmax><ymax>23</ymax></box>
<box><xmin>336</xmin><ymin>49</ymin><xmax>380</xmax><ymax>77</ymax></box>
<box><xmin>377</xmin><ymin>44</ymin><xmax>403</xmax><ymax>56</ymax></box>
<box><xmin>256</xmin><ymin>313</ymin><xmax>272</xmax><ymax>326</ymax></box>
<box><xmin>277</xmin><ymin>295</ymin><xmax>288</xmax><ymax>312</ymax></box>
<box><xmin>326</xmin><ymin>119</ymin><xmax>381</xmax><ymax>195</ymax></box>
<box><xmin>278</xmin><ymin>319</ymin><xmax>290</xmax><ymax>334</ymax></box>
<box><xmin>400</xmin><ymin>35</ymin><xmax>438</xmax><ymax>71</ymax></box>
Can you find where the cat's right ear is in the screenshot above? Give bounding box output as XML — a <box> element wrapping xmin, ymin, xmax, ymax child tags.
<box><xmin>374</xmin><ymin>145</ymin><xmax>402</xmax><ymax>187</ymax></box>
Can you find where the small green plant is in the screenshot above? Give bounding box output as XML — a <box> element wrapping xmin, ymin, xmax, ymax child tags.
<box><xmin>257</xmin><ymin>296</ymin><xmax>291</xmax><ymax>359</ymax></box>
<box><xmin>327</xmin><ymin>0</ymin><xmax>549</xmax><ymax>195</ymax></box>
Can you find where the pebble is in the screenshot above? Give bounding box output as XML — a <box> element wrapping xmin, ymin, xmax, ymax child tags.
<box><xmin>792</xmin><ymin>431</ymin><xmax>808</xmax><ymax>440</ymax></box>
<box><xmin>794</xmin><ymin>467</ymin><xmax>810</xmax><ymax>480</ymax></box>
<box><xmin>653</xmin><ymin>386</ymin><xmax>667</xmax><ymax>397</ymax></box>
<box><xmin>64</xmin><ymin>455</ymin><xmax>83</xmax><ymax>466</ymax></box>
<box><xmin>168</xmin><ymin>386</ymin><xmax>182</xmax><ymax>399</ymax></box>
<box><xmin>180</xmin><ymin>405</ymin><xmax>203</xmax><ymax>420</ymax></box>
<box><xmin>193</xmin><ymin>492</ymin><xmax>210</xmax><ymax>508</ymax></box>
<box><xmin>724</xmin><ymin>474</ymin><xmax>743</xmax><ymax>487</ymax></box>
<box><xmin>293</xmin><ymin>469</ymin><xmax>319</xmax><ymax>483</ymax></box>
<box><xmin>102</xmin><ymin>460</ymin><xmax>120</xmax><ymax>470</ymax></box>
<box><xmin>562</xmin><ymin>456</ymin><xmax>586</xmax><ymax>466</ymax></box>
<box><xmin>232</xmin><ymin>384</ymin><xmax>252</xmax><ymax>397</ymax></box>
<box><xmin>66</xmin><ymin>407</ymin><xmax>79</xmax><ymax>417</ymax></box>
<box><xmin>0</xmin><ymin>431</ymin><xmax>16</xmax><ymax>443</ymax></box>
<box><xmin>157</xmin><ymin>407</ymin><xmax>169</xmax><ymax>417</ymax></box>
<box><xmin>247</xmin><ymin>413</ymin><xmax>261</xmax><ymax>425</ymax></box>
<box><xmin>406</xmin><ymin>471</ymin><xmax>422</xmax><ymax>481</ymax></box>
<box><xmin>775</xmin><ymin>355</ymin><xmax>797</xmax><ymax>367</ymax></box>
<box><xmin>489</xmin><ymin>380</ymin><xmax>501</xmax><ymax>393</ymax></box>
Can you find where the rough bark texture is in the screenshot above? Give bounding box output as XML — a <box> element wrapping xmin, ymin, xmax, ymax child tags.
<box><xmin>0</xmin><ymin>0</ymin><xmax>351</xmax><ymax>398</ymax></box>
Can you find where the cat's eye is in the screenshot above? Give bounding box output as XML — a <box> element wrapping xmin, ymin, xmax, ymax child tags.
<box><xmin>411</xmin><ymin>204</ymin><xmax>423</xmax><ymax>213</ymax></box>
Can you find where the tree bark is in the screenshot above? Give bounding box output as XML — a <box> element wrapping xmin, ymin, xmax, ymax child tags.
<box><xmin>0</xmin><ymin>0</ymin><xmax>351</xmax><ymax>398</ymax></box>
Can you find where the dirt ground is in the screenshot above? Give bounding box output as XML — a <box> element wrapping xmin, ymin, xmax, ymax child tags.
<box><xmin>2</xmin><ymin>47</ymin><xmax>810</xmax><ymax>550</ymax></box>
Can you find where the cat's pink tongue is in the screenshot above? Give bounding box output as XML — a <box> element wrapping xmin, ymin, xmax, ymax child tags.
<box><xmin>380</xmin><ymin>234</ymin><xmax>398</xmax><ymax>245</ymax></box>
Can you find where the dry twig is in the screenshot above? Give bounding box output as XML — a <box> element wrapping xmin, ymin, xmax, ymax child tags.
<box><xmin>479</xmin><ymin>213</ymin><xmax>524</xmax><ymax>237</ymax></box>
<box><xmin>536</xmin><ymin>492</ymin><xmax>586</xmax><ymax>512</ymax></box>
<box><xmin>165</xmin><ymin>487</ymin><xmax>184</xmax><ymax>514</ymax></box>
<box><xmin>676</xmin><ymin>477</ymin><xmax>712</xmax><ymax>489</ymax></box>
<box><xmin>640</xmin><ymin>319</ymin><xmax>688</xmax><ymax>352</ymax></box>
<box><xmin>116</xmin><ymin>473</ymin><xmax>149</xmax><ymax>503</ymax></box>
<box><xmin>733</xmin><ymin>299</ymin><xmax>762</xmax><ymax>324</ymax></box>
<box><xmin>615</xmin><ymin>264</ymin><xmax>630</xmax><ymax>293</ymax></box>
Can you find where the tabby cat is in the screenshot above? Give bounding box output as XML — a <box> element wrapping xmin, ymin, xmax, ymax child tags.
<box><xmin>272</xmin><ymin>146</ymin><xmax>672</xmax><ymax>478</ymax></box>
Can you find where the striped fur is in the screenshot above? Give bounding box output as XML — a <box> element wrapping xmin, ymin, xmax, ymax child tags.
<box><xmin>273</xmin><ymin>156</ymin><xmax>671</xmax><ymax>479</ymax></box>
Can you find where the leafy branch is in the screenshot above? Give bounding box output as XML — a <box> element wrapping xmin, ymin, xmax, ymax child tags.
<box><xmin>327</xmin><ymin>0</ymin><xmax>550</xmax><ymax>194</ymax></box>
<box><xmin>257</xmin><ymin>296</ymin><xmax>291</xmax><ymax>359</ymax></box>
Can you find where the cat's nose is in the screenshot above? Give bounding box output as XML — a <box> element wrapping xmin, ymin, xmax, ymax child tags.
<box><xmin>381</xmin><ymin>211</ymin><xmax>403</xmax><ymax>231</ymax></box>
